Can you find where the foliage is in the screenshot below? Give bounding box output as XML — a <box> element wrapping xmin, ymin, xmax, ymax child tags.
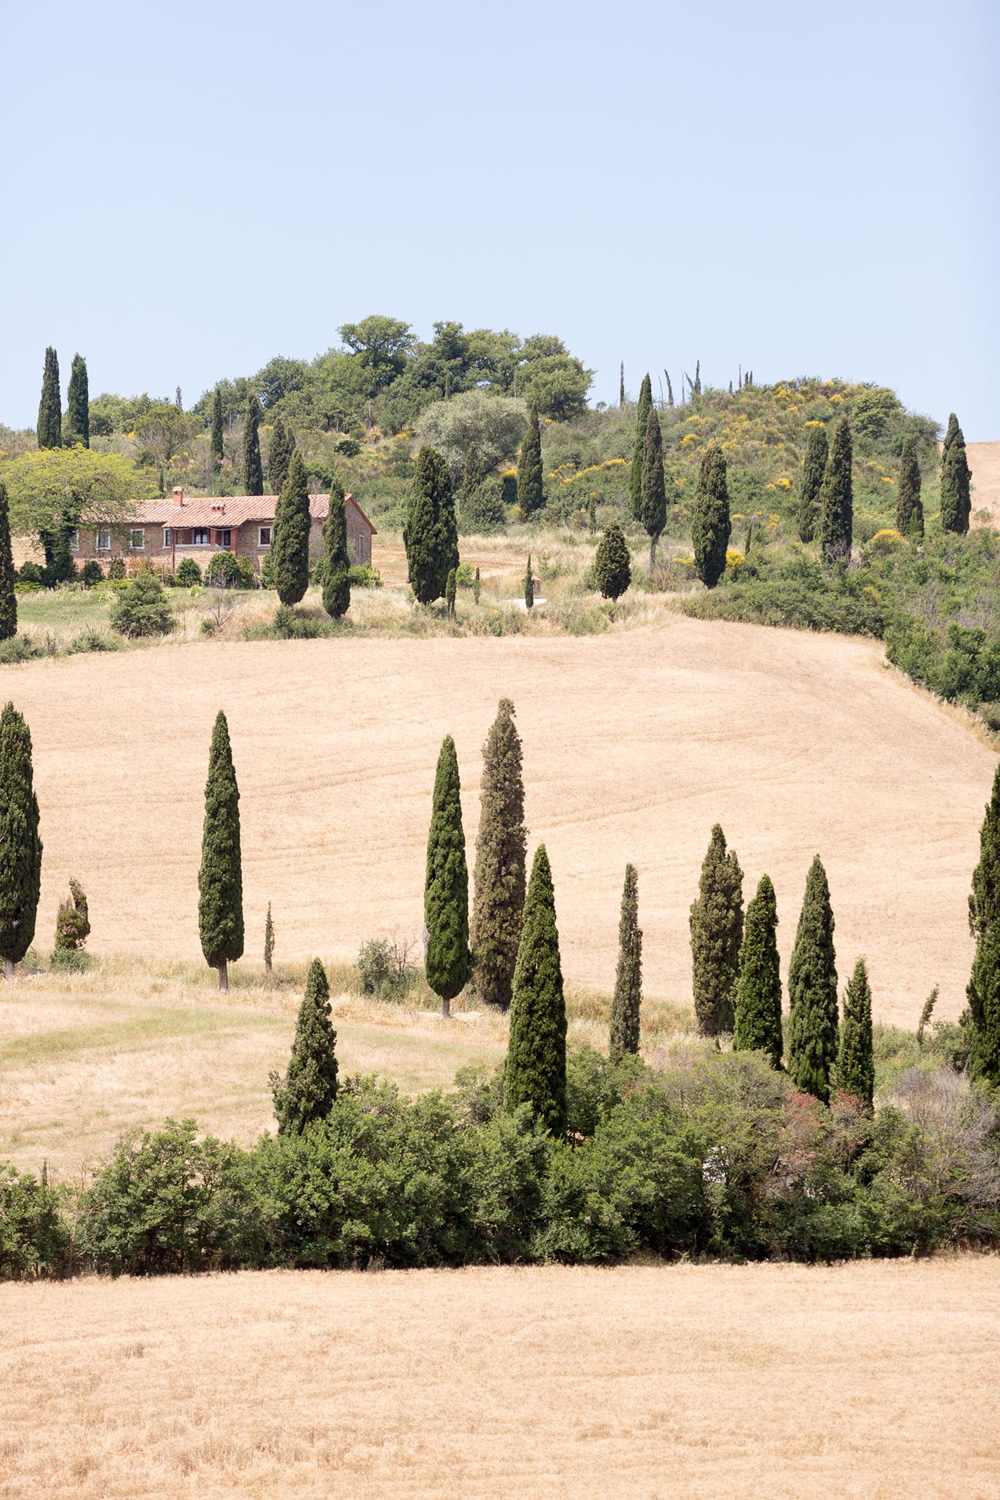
<box><xmin>242</xmin><ymin>393</ymin><xmax>264</xmax><ymax>495</ymax></box>
<box><xmin>733</xmin><ymin>873</ymin><xmax>782</xmax><ymax>1068</ymax></box>
<box><xmin>80</xmin><ymin>559</ymin><xmax>104</xmax><ymax>588</ymax></box>
<box><xmin>424</xmin><ymin>735</ymin><xmax>471</xmax><ymax>1013</ymax></box>
<box><xmin>270</xmin><ymin>449</ymin><xmax>312</xmax><ymax>606</ymax></box>
<box><xmin>0</xmin><ymin>482</ymin><xmax>16</xmax><ymax>641</ymax></box>
<box><xmin>819</xmin><ymin>416</ymin><xmax>854</xmax><ymax>563</ymax></box>
<box><xmin>796</xmin><ymin>423</ymin><xmax>827</xmax><ymax>542</ymax></box>
<box><xmin>896</xmin><ymin>436</ymin><xmax>923</xmax><ymax>538</ymax></box>
<box><xmin>1</xmin><ymin>447</ymin><xmax>150</xmax><ymax>539</ymax></box>
<box><xmin>356</xmin><ymin>936</ymin><xmax>417</xmax><ymax>1000</ymax></box>
<box><xmin>54</xmin><ymin>876</ymin><xmax>90</xmax><ymax>951</ymax></box>
<box><xmin>37</xmin><ymin>347</ymin><xmax>62</xmax><ymax>449</ymax></box>
<box><xmin>198</xmin><ymin>710</ymin><xmax>244</xmax><ymax>988</ymax></box>
<box><xmin>459</xmin><ymin>477</ymin><xmax>506</xmax><ymax>535</ymax></box>
<box><xmin>110</xmin><ymin>574</ymin><xmax>174</xmax><ymax>637</ymax></box>
<box><xmin>524</xmin><ymin>553</ymin><xmax>534</xmax><ymax>609</ymax></box>
<box><xmin>691</xmin><ymin>446</ymin><xmax>731</xmax><ymax>588</ymax></box>
<box><xmin>204</xmin><ymin>551</ymin><xmax>255</xmax><ymax>589</ymax></box>
<box><xmin>517</xmin><ymin>407</ymin><xmax>545</xmax><ymax>517</ymax></box>
<box><xmin>940</xmin><ymin>414</ymin><xmax>971</xmax><ymax>535</ymax></box>
<box><xmin>270</xmin><ymin>959</ymin><xmax>339</xmax><ymax>1134</ymax></box>
<box><xmin>504</xmin><ymin>845</ymin><xmax>567</xmax><ymax>1137</ymax></box>
<box><xmin>415</xmin><ymin>392</ymin><xmax>528</xmax><ymax>477</ymax></box>
<box><xmin>689</xmin><ymin>824</ymin><xmax>743</xmax><ymax>1036</ymax></box>
<box><xmin>210</xmin><ymin>387</ymin><xmax>224</xmax><ymax>468</ymax></box>
<box><xmin>404</xmin><ymin>446</ymin><xmax>458</xmax><ymax>605</ymax></box>
<box><xmin>65</xmin><ymin>354</ymin><xmax>90</xmax><ymax>448</ymax></box>
<box><xmin>471</xmin><ymin>698</ymin><xmax>527</xmax><ymax>1012</ymax></box>
<box><xmin>264</xmin><ymin>902</ymin><xmax>274</xmax><ymax>971</ymax></box>
<box><xmin>0</xmin><ymin>1165</ymin><xmax>68</xmax><ymax>1277</ymax></box>
<box><xmin>629</xmin><ymin>374</ymin><xmax>652</xmax><ymax>520</ymax></box>
<box><xmin>787</xmin><ymin>856</ymin><xmax>839</xmax><ymax>1103</ymax></box>
<box><xmin>609</xmin><ymin>864</ymin><xmax>642</xmax><ymax>1064</ymax></box>
<box><xmin>967</xmin><ymin>762</ymin><xmax>1000</xmax><ymax>1086</ymax></box>
<box><xmin>0</xmin><ymin>703</ymin><xmax>42</xmax><ymax>972</ymax></box>
<box><xmin>593</xmin><ymin>524</ymin><xmax>631</xmax><ymax>600</ymax></box>
<box><xmin>267</xmin><ymin>414</ymin><xmax>294</xmax><ymax>493</ymax></box>
<box><xmin>175</xmin><ymin>556</ymin><xmax>202</xmax><ymax>587</ymax></box>
<box><xmin>640</xmin><ymin>404</ymin><xmax>666</xmax><ymax>563</ymax></box>
<box><xmin>837</xmin><ymin>958</ymin><xmax>875</xmax><ymax>1107</ymax></box>
<box><xmin>320</xmin><ymin>479</ymin><xmax>351</xmax><ymax>620</ymax></box>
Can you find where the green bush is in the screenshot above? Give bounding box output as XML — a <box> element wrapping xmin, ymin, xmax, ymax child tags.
<box><xmin>80</xmin><ymin>561</ymin><xmax>104</xmax><ymax>588</ymax></box>
<box><xmin>110</xmin><ymin>574</ymin><xmax>175</xmax><ymax>638</ymax></box>
<box><xmin>18</xmin><ymin>562</ymin><xmax>45</xmax><ymax>586</ymax></box>
<box><xmin>175</xmin><ymin>557</ymin><xmax>202</xmax><ymax>587</ymax></box>
<box><xmin>0</xmin><ymin>1165</ymin><xmax>68</xmax><ymax>1277</ymax></box>
<box><xmin>0</xmin><ymin>635</ymin><xmax>40</xmax><ymax>664</ymax></box>
<box><xmin>49</xmin><ymin>946</ymin><xmax>93</xmax><ymax>971</ymax></box>
<box><xmin>347</xmin><ymin>564</ymin><xmax>383</xmax><ymax>588</ymax></box>
<box><xmin>356</xmin><ymin>937</ymin><xmax>418</xmax><ymax>1000</ymax></box>
<box><xmin>205</xmin><ymin>552</ymin><xmax>256</xmax><ymax>590</ymax></box>
<box><xmin>67</xmin><ymin>627</ymin><xmax>122</xmax><ymax>655</ymax></box>
<box><xmin>272</xmin><ymin>604</ymin><xmax>326</xmax><ymax>639</ymax></box>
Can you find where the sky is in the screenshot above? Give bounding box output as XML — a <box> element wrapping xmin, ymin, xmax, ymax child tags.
<box><xmin>1</xmin><ymin>0</ymin><xmax>997</xmax><ymax>437</ymax></box>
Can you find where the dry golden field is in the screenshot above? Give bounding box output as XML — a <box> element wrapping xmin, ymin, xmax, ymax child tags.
<box><xmin>2</xmin><ymin>1259</ymin><xmax>999</xmax><ymax>1499</ymax></box>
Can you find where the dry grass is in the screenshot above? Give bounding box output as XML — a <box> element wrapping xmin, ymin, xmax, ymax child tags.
<box><xmin>1</xmin><ymin>1258</ymin><xmax>998</xmax><ymax>1498</ymax></box>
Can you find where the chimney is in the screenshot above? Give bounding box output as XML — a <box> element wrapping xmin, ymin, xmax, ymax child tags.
<box><xmin>172</xmin><ymin>486</ymin><xmax>184</xmax><ymax>507</ymax></box>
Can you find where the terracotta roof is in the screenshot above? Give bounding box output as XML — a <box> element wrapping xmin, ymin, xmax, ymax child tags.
<box><xmin>132</xmin><ymin>492</ymin><xmax>376</xmax><ymax>533</ymax></box>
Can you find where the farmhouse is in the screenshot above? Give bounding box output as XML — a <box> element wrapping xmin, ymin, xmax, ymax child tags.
<box><xmin>70</xmin><ymin>488</ymin><xmax>377</xmax><ymax>575</ymax></box>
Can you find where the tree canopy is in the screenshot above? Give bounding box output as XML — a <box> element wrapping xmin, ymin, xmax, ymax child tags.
<box><xmin>0</xmin><ymin>448</ymin><xmax>149</xmax><ymax>537</ymax></box>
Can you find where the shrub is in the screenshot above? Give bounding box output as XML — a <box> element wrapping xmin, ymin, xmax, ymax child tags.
<box><xmin>205</xmin><ymin>552</ymin><xmax>256</xmax><ymax>590</ymax></box>
<box><xmin>459</xmin><ymin>478</ymin><xmax>507</xmax><ymax>535</ymax></box>
<box><xmin>110</xmin><ymin>574</ymin><xmax>174</xmax><ymax>638</ymax></box>
<box><xmin>272</xmin><ymin>604</ymin><xmax>325</xmax><ymax>639</ymax></box>
<box><xmin>0</xmin><ymin>1165</ymin><xmax>68</xmax><ymax>1277</ymax></box>
<box><xmin>49</xmin><ymin>945</ymin><xmax>92</xmax><ymax>971</ymax></box>
<box><xmin>348</xmin><ymin>563</ymin><xmax>382</xmax><ymax>588</ymax></box>
<box><xmin>18</xmin><ymin>562</ymin><xmax>45</xmax><ymax>586</ymax></box>
<box><xmin>0</xmin><ymin>635</ymin><xmax>39</xmax><ymax>664</ymax></box>
<box><xmin>356</xmin><ymin>937</ymin><xmax>418</xmax><ymax>1000</ymax></box>
<box><xmin>67</xmin><ymin>627</ymin><xmax>121</xmax><ymax>655</ymax></box>
<box><xmin>80</xmin><ymin>560</ymin><xmax>104</xmax><ymax>588</ymax></box>
<box><xmin>175</xmin><ymin>556</ymin><xmax>202</xmax><ymax>587</ymax></box>
<box><xmin>107</xmin><ymin>556</ymin><xmax>126</xmax><ymax>580</ymax></box>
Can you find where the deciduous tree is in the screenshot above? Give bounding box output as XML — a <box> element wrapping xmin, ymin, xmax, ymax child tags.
<box><xmin>733</xmin><ymin>874</ymin><xmax>782</xmax><ymax>1069</ymax></box>
<box><xmin>504</xmin><ymin>844</ymin><xmax>567</xmax><ymax>1135</ymax></box>
<box><xmin>270</xmin><ymin>449</ymin><xmax>312</xmax><ymax>606</ymax></box>
<box><xmin>424</xmin><ymin>735</ymin><xmax>471</xmax><ymax>1017</ymax></box>
<box><xmin>609</xmin><ymin>864</ymin><xmax>642</xmax><ymax>1064</ymax></box>
<box><xmin>270</xmin><ymin>959</ymin><xmax>339</xmax><ymax>1133</ymax></box>
<box><xmin>198</xmin><ymin>711</ymin><xmax>244</xmax><ymax>992</ymax></box>
<box><xmin>0</xmin><ymin>704</ymin><xmax>42</xmax><ymax>979</ymax></box>
<box><xmin>471</xmin><ymin>699</ymin><xmax>527</xmax><ymax>1012</ymax></box>
<box><xmin>787</xmin><ymin>856</ymin><xmax>838</xmax><ymax>1102</ymax></box>
<box><xmin>691</xmin><ymin>446</ymin><xmax>731</xmax><ymax>588</ymax></box>
<box><xmin>689</xmin><ymin>824</ymin><xmax>743</xmax><ymax>1035</ymax></box>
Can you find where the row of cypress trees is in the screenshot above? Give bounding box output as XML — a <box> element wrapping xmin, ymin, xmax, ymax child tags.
<box><xmin>36</xmin><ymin>348</ymin><xmax>90</xmax><ymax>450</ymax></box>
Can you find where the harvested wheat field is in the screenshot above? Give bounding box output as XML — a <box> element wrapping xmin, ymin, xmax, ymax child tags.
<box><xmin>2</xmin><ymin>616</ymin><xmax>995</xmax><ymax>1028</ymax></box>
<box><xmin>1</xmin><ymin>1259</ymin><xmax>998</xmax><ymax>1499</ymax></box>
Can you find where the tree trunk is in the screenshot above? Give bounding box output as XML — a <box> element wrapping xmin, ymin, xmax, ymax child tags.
<box><xmin>649</xmin><ymin>534</ymin><xmax>658</xmax><ymax>572</ymax></box>
<box><xmin>3</xmin><ymin>957</ymin><xmax>13</xmax><ymax>980</ymax></box>
<box><xmin>217</xmin><ymin>960</ymin><xmax>229</xmax><ymax>992</ymax></box>
<box><xmin>441</xmin><ymin>995</ymin><xmax>451</xmax><ymax>1018</ymax></box>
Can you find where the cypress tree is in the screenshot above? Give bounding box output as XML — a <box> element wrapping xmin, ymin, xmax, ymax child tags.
<box><xmin>37</xmin><ymin>348</ymin><xmax>62</xmax><ymax>449</ymax></box>
<box><xmin>733</xmin><ymin>873</ymin><xmax>782</xmax><ymax>1069</ymax></box>
<box><xmin>210</xmin><ymin>387</ymin><xmax>224</xmax><ymax>470</ymax></box>
<box><xmin>640</xmin><ymin>403</ymin><xmax>666</xmax><ymax>569</ymax></box>
<box><xmin>837</xmin><ymin>957</ymin><xmax>874</xmax><ymax>1108</ymax></box>
<box><xmin>504</xmin><ymin>844</ymin><xmax>567</xmax><ymax>1136</ymax></box>
<box><xmin>446</xmin><ymin>568</ymin><xmax>457</xmax><ymax>615</ymax></box>
<box><xmin>524</xmin><ymin>554</ymin><xmax>534</xmax><ymax>609</ymax></box>
<box><xmin>896</xmin><ymin>437</ymin><xmax>924</xmax><ymax>539</ymax></box>
<box><xmin>268</xmin><ymin>414</ymin><xmax>294</xmax><ymax>493</ymax></box>
<box><xmin>471</xmin><ymin>699</ymin><xmax>527</xmax><ymax>1012</ymax></box>
<box><xmin>517</xmin><ymin>407</ymin><xmax>545</xmax><ymax>517</ymax></box>
<box><xmin>270</xmin><ymin>449</ymin><xmax>312</xmax><ymax>606</ymax></box>
<box><xmin>619</xmin><ymin>361</ymin><xmax>626</xmax><ymax>408</ymax></box>
<box><xmin>594</xmin><ymin>524</ymin><xmax>631</xmax><ymax>600</ymax></box>
<box><xmin>796</xmin><ymin>424</ymin><xmax>828</xmax><ymax>543</ymax></box>
<box><xmin>629</xmin><ymin>374</ymin><xmax>653</xmax><ymax>519</ymax></box>
<box><xmin>609</xmin><ymin>863</ymin><xmax>642</xmax><ymax>1064</ymax></box>
<box><xmin>242</xmin><ymin>394</ymin><xmax>264</xmax><ymax>495</ymax></box>
<box><xmin>404</xmin><ymin>446</ymin><xmax>458</xmax><ymax>604</ymax></box>
<box><xmin>264</xmin><ymin>902</ymin><xmax>275</xmax><ymax>972</ymax></box>
<box><xmin>0</xmin><ymin>483</ymin><xmax>17</xmax><ymax>642</ymax></box>
<box><xmin>786</xmin><ymin>856</ymin><xmax>838</xmax><ymax>1102</ymax></box>
<box><xmin>0</xmin><ymin>704</ymin><xmax>42</xmax><ymax>979</ymax></box>
<box><xmin>65</xmin><ymin>354</ymin><xmax>89</xmax><ymax>447</ymax></box>
<box><xmin>940</xmin><ymin>414</ymin><xmax>971</xmax><ymax>535</ymax></box>
<box><xmin>320</xmin><ymin>478</ymin><xmax>351</xmax><ymax>619</ymax></box>
<box><xmin>473</xmin><ymin>566</ymin><xmax>481</xmax><ymax>604</ymax></box>
<box><xmin>54</xmin><ymin>877</ymin><xmax>90</xmax><ymax>952</ymax></box>
<box><xmin>198</xmin><ymin>711</ymin><xmax>244</xmax><ymax>992</ymax></box>
<box><xmin>424</xmin><ymin>735</ymin><xmax>471</xmax><ymax>1017</ymax></box>
<box><xmin>689</xmin><ymin>824</ymin><xmax>743</xmax><ymax>1036</ymax></box>
<box><xmin>967</xmin><ymin>762</ymin><xmax>1000</xmax><ymax>1085</ymax></box>
<box><xmin>269</xmin><ymin>958</ymin><xmax>339</xmax><ymax>1134</ymax></box>
<box><xmin>818</xmin><ymin>416</ymin><xmax>853</xmax><ymax>563</ymax></box>
<box><xmin>691</xmin><ymin>446</ymin><xmax>731</xmax><ymax>588</ymax></box>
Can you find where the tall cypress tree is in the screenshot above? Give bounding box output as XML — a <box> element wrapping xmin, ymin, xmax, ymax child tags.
<box><xmin>270</xmin><ymin>449</ymin><xmax>312</xmax><ymax>606</ymax></box>
<box><xmin>404</xmin><ymin>446</ymin><xmax>458</xmax><ymax>604</ymax></box>
<box><xmin>787</xmin><ymin>856</ymin><xmax>838</xmax><ymax>1102</ymax></box>
<box><xmin>689</xmin><ymin>825</ymin><xmax>743</xmax><ymax>1036</ymax></box>
<box><xmin>967</xmin><ymin>762</ymin><xmax>1000</xmax><ymax>1085</ymax></box>
<box><xmin>896</xmin><ymin>437</ymin><xmax>924</xmax><ymax>538</ymax></box>
<box><xmin>818</xmin><ymin>416</ymin><xmax>853</xmax><ymax>563</ymax></box>
<box><xmin>65</xmin><ymin>354</ymin><xmax>89</xmax><ymax>448</ymax></box>
<box><xmin>796</xmin><ymin>424</ymin><xmax>828</xmax><ymax>543</ymax></box>
<box><xmin>37</xmin><ymin>348</ymin><xmax>62</xmax><ymax>449</ymax></box>
<box><xmin>0</xmin><ymin>483</ymin><xmax>17</xmax><ymax>643</ymax></box>
<box><xmin>940</xmin><ymin>414</ymin><xmax>971</xmax><ymax>535</ymax></box>
<box><xmin>264</xmin><ymin>902</ymin><xmax>275</xmax><ymax>972</ymax></box>
<box><xmin>837</xmin><ymin>957</ymin><xmax>874</xmax><ymax>1108</ymax></box>
<box><xmin>471</xmin><ymin>699</ymin><xmax>527</xmax><ymax>1012</ymax></box>
<box><xmin>268</xmin><ymin>414</ymin><xmax>294</xmax><ymax>493</ymax></box>
<box><xmin>210</xmin><ymin>387</ymin><xmax>224</xmax><ymax>471</ymax></box>
<box><xmin>320</xmin><ymin>477</ymin><xmax>351</xmax><ymax>619</ymax></box>
<box><xmin>517</xmin><ymin>407</ymin><xmax>545</xmax><ymax>518</ymax></box>
<box><xmin>733</xmin><ymin>873</ymin><xmax>782</xmax><ymax>1069</ymax></box>
<box><xmin>0</xmin><ymin>704</ymin><xmax>42</xmax><ymax>979</ymax></box>
<box><xmin>242</xmin><ymin>394</ymin><xmax>264</xmax><ymax>495</ymax></box>
<box><xmin>424</xmin><ymin>735</ymin><xmax>471</xmax><ymax>1017</ymax></box>
<box><xmin>198</xmin><ymin>710</ymin><xmax>244</xmax><ymax>992</ymax></box>
<box><xmin>640</xmin><ymin>404</ymin><xmax>667</xmax><ymax>569</ymax></box>
<box><xmin>691</xmin><ymin>446</ymin><xmax>731</xmax><ymax>588</ymax></box>
<box><xmin>629</xmin><ymin>374</ymin><xmax>653</xmax><ymax>519</ymax></box>
<box><xmin>269</xmin><ymin>958</ymin><xmax>339</xmax><ymax>1134</ymax></box>
<box><xmin>609</xmin><ymin>863</ymin><xmax>642</xmax><ymax>1064</ymax></box>
<box><xmin>504</xmin><ymin>844</ymin><xmax>567</xmax><ymax>1136</ymax></box>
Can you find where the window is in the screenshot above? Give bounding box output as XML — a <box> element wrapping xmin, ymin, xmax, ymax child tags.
<box><xmin>258</xmin><ymin>526</ymin><xmax>272</xmax><ymax>547</ymax></box>
<box><xmin>163</xmin><ymin>528</ymin><xmax>172</xmax><ymax>547</ymax></box>
<box><xmin>96</xmin><ymin>529</ymin><xmax>111</xmax><ymax>551</ymax></box>
<box><xmin>192</xmin><ymin>529</ymin><xmax>209</xmax><ymax>546</ymax></box>
<box><xmin>129</xmin><ymin>529</ymin><xmax>145</xmax><ymax>550</ymax></box>
<box><xmin>217</xmin><ymin>529</ymin><xmax>232</xmax><ymax>549</ymax></box>
<box><xmin>68</xmin><ymin>530</ymin><xmax>79</xmax><ymax>551</ymax></box>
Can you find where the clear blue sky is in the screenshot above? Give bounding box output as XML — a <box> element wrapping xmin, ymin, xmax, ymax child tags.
<box><xmin>2</xmin><ymin>0</ymin><xmax>997</xmax><ymax>437</ymax></box>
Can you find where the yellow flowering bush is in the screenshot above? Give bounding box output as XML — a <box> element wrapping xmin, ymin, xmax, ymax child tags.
<box><xmin>867</xmin><ymin>528</ymin><xmax>906</xmax><ymax>556</ymax></box>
